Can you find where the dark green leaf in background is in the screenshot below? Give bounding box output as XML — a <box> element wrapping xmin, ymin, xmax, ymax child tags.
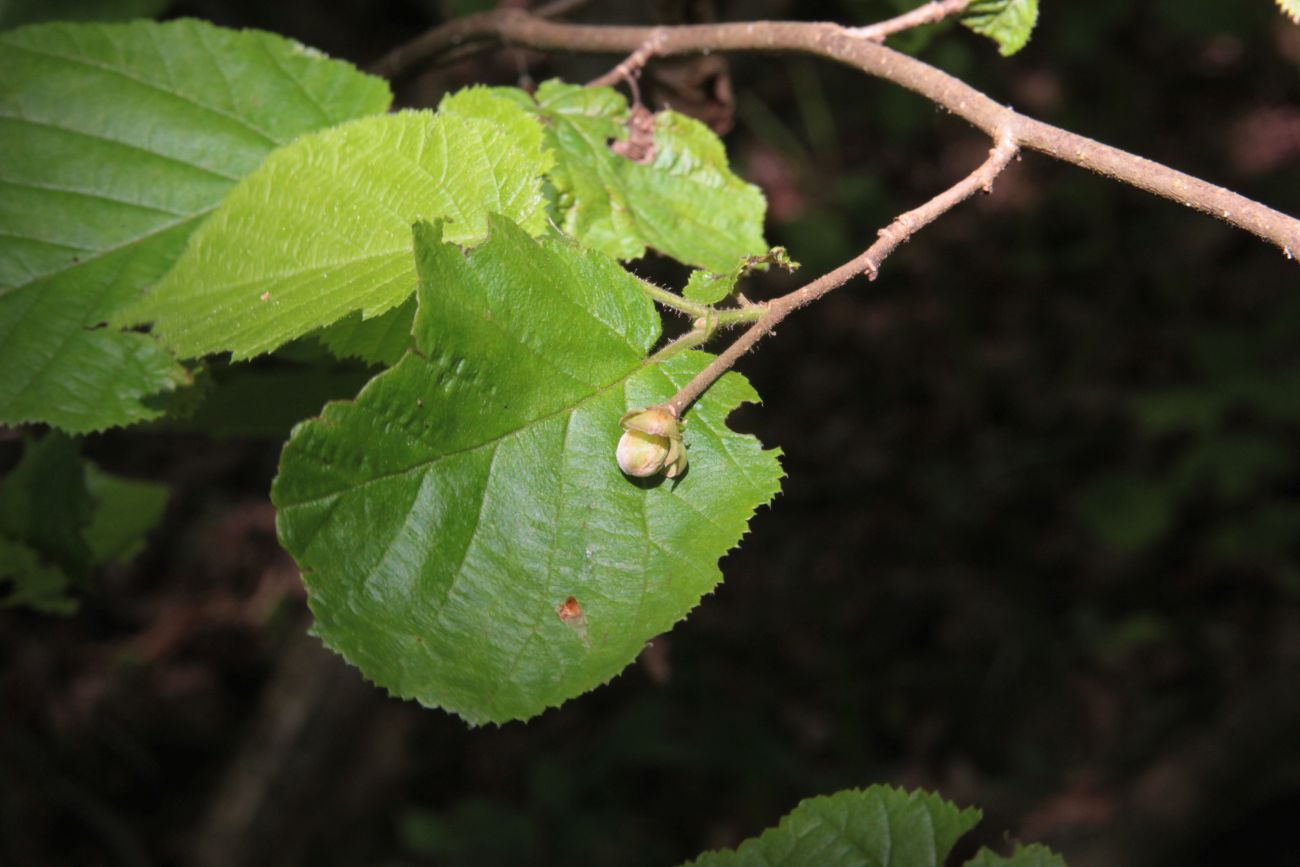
<box><xmin>0</xmin><ymin>433</ymin><xmax>167</xmax><ymax>613</ymax></box>
<box><xmin>682</xmin><ymin>785</ymin><xmax>981</xmax><ymax>867</ymax></box>
<box><xmin>965</xmin><ymin>844</ymin><xmax>1068</xmax><ymax>867</ymax></box>
<box><xmin>0</xmin><ymin>433</ymin><xmax>92</xmax><ymax>579</ymax></box>
<box><xmin>0</xmin><ymin>0</ymin><xmax>169</xmax><ymax>30</ymax></box>
<box><xmin>83</xmin><ymin>463</ymin><xmax>168</xmax><ymax>564</ymax></box>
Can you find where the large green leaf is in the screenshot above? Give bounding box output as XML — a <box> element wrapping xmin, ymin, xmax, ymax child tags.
<box><xmin>683</xmin><ymin>786</ymin><xmax>982</xmax><ymax>867</ymax></box>
<box><xmin>121</xmin><ymin>88</ymin><xmax>552</xmax><ymax>361</ymax></box>
<box><xmin>273</xmin><ymin>216</ymin><xmax>783</xmax><ymax>724</ymax></box>
<box><xmin>0</xmin><ymin>19</ymin><xmax>391</xmax><ymax>431</ymax></box>
<box><xmin>499</xmin><ymin>80</ymin><xmax>768</xmax><ymax>273</ymax></box>
<box><xmin>962</xmin><ymin>0</ymin><xmax>1039</xmax><ymax>56</ymax></box>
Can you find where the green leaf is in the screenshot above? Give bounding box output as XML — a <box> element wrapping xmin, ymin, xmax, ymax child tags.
<box><xmin>83</xmin><ymin>463</ymin><xmax>167</xmax><ymax>564</ymax></box>
<box><xmin>121</xmin><ymin>88</ymin><xmax>552</xmax><ymax>361</ymax></box>
<box><xmin>1078</xmin><ymin>474</ymin><xmax>1173</xmax><ymax>553</ymax></box>
<box><xmin>167</xmin><ymin>363</ymin><xmax>375</xmax><ymax>438</ymax></box>
<box><xmin>1278</xmin><ymin>0</ymin><xmax>1300</xmax><ymax>24</ymax></box>
<box><xmin>683</xmin><ymin>247</ymin><xmax>797</xmax><ymax>306</ymax></box>
<box><xmin>0</xmin><ymin>537</ymin><xmax>76</xmax><ymax>614</ymax></box>
<box><xmin>0</xmin><ymin>434</ymin><xmax>168</xmax><ymax>611</ymax></box>
<box><xmin>682</xmin><ymin>785</ymin><xmax>981</xmax><ymax>867</ymax></box>
<box><xmin>962</xmin><ymin>0</ymin><xmax>1039</xmax><ymax>56</ymax></box>
<box><xmin>509</xmin><ymin>80</ymin><xmax>768</xmax><ymax>272</ymax></box>
<box><xmin>965</xmin><ymin>844</ymin><xmax>1068</xmax><ymax>867</ymax></box>
<box><xmin>0</xmin><ymin>19</ymin><xmax>391</xmax><ymax>431</ymax></box>
<box><xmin>0</xmin><ymin>0</ymin><xmax>170</xmax><ymax>30</ymax></box>
<box><xmin>0</xmin><ymin>433</ymin><xmax>92</xmax><ymax>579</ymax></box>
<box><xmin>315</xmin><ymin>298</ymin><xmax>416</xmax><ymax>366</ymax></box>
<box><xmin>273</xmin><ymin>216</ymin><xmax>783</xmax><ymax>724</ymax></box>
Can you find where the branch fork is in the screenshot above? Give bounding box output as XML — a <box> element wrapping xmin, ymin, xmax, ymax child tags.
<box><xmin>849</xmin><ymin>0</ymin><xmax>973</xmax><ymax>43</ymax></box>
<box><xmin>368</xmin><ymin>9</ymin><xmax>1300</xmax><ymax>419</ymax></box>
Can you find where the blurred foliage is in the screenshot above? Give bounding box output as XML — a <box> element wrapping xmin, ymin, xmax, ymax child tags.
<box><xmin>0</xmin><ymin>435</ymin><xmax>167</xmax><ymax>613</ymax></box>
<box><xmin>0</xmin><ymin>0</ymin><xmax>169</xmax><ymax>29</ymax></box>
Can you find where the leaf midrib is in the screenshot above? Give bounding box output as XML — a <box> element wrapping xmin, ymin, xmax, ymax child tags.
<box><xmin>278</xmin><ymin>353</ymin><xmax>656</xmax><ymax>511</ymax></box>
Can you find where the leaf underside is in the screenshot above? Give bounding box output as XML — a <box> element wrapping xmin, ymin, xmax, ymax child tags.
<box><xmin>682</xmin><ymin>785</ymin><xmax>982</xmax><ymax>867</ymax></box>
<box><xmin>120</xmin><ymin>88</ymin><xmax>552</xmax><ymax>362</ymax></box>
<box><xmin>0</xmin><ymin>19</ymin><xmax>391</xmax><ymax>431</ymax></box>
<box><xmin>273</xmin><ymin>216</ymin><xmax>783</xmax><ymax>725</ymax></box>
<box><xmin>962</xmin><ymin>0</ymin><xmax>1039</xmax><ymax>56</ymax></box>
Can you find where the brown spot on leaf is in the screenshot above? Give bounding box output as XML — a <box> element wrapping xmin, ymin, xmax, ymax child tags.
<box><xmin>555</xmin><ymin>595</ymin><xmax>590</xmax><ymax>647</ymax></box>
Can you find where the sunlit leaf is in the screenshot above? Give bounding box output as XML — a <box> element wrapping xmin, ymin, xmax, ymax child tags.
<box><xmin>0</xmin><ymin>19</ymin><xmax>391</xmax><ymax>430</ymax></box>
<box><xmin>501</xmin><ymin>80</ymin><xmax>768</xmax><ymax>272</ymax></box>
<box><xmin>962</xmin><ymin>0</ymin><xmax>1039</xmax><ymax>56</ymax></box>
<box><xmin>273</xmin><ymin>216</ymin><xmax>783</xmax><ymax>724</ymax></box>
<box><xmin>121</xmin><ymin>89</ymin><xmax>551</xmax><ymax>361</ymax></box>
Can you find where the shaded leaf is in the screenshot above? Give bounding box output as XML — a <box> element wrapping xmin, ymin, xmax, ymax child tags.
<box><xmin>0</xmin><ymin>19</ymin><xmax>391</xmax><ymax>431</ymax></box>
<box><xmin>168</xmin><ymin>364</ymin><xmax>375</xmax><ymax>438</ymax></box>
<box><xmin>0</xmin><ymin>536</ymin><xmax>76</xmax><ymax>615</ymax></box>
<box><xmin>0</xmin><ymin>0</ymin><xmax>169</xmax><ymax>29</ymax></box>
<box><xmin>965</xmin><ymin>843</ymin><xmax>1068</xmax><ymax>867</ymax></box>
<box><xmin>0</xmin><ymin>434</ymin><xmax>170</xmax><ymax>611</ymax></box>
<box><xmin>962</xmin><ymin>0</ymin><xmax>1039</xmax><ymax>56</ymax></box>
<box><xmin>273</xmin><ymin>216</ymin><xmax>782</xmax><ymax>724</ymax></box>
<box><xmin>121</xmin><ymin>88</ymin><xmax>552</xmax><ymax>360</ymax></box>
<box><xmin>682</xmin><ymin>785</ymin><xmax>981</xmax><ymax>867</ymax></box>
<box><xmin>1078</xmin><ymin>474</ymin><xmax>1173</xmax><ymax>553</ymax></box>
<box><xmin>506</xmin><ymin>80</ymin><xmax>768</xmax><ymax>272</ymax></box>
<box><xmin>0</xmin><ymin>433</ymin><xmax>91</xmax><ymax>579</ymax></box>
<box><xmin>315</xmin><ymin>298</ymin><xmax>416</xmax><ymax>366</ymax></box>
<box><xmin>83</xmin><ymin>463</ymin><xmax>167</xmax><ymax>564</ymax></box>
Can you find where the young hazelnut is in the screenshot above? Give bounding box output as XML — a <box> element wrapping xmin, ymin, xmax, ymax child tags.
<box><xmin>616</xmin><ymin>407</ymin><xmax>687</xmax><ymax>478</ymax></box>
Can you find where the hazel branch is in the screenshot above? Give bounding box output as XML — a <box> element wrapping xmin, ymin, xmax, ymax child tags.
<box><xmin>659</xmin><ymin>133</ymin><xmax>1020</xmax><ymax>418</ymax></box>
<box><xmin>370</xmin><ymin>11</ymin><xmax>1300</xmax><ymax>259</ymax></box>
<box><xmin>849</xmin><ymin>0</ymin><xmax>973</xmax><ymax>43</ymax></box>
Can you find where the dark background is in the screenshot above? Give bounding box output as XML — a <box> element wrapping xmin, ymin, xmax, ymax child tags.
<box><xmin>3</xmin><ymin>1</ymin><xmax>1299</xmax><ymax>865</ymax></box>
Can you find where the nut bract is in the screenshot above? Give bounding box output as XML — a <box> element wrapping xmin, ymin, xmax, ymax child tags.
<box><xmin>617</xmin><ymin>407</ymin><xmax>687</xmax><ymax>478</ymax></box>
